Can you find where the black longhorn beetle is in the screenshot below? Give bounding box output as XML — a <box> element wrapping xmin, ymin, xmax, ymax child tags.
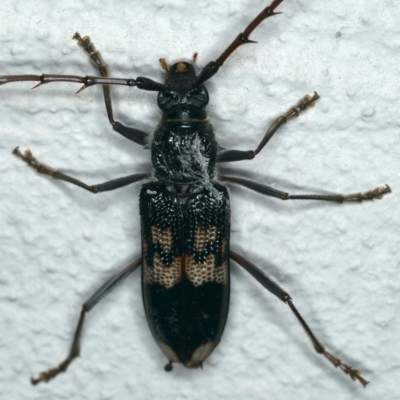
<box><xmin>0</xmin><ymin>0</ymin><xmax>390</xmax><ymax>387</ymax></box>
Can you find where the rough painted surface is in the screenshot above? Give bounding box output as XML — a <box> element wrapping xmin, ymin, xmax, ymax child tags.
<box><xmin>0</xmin><ymin>0</ymin><xmax>399</xmax><ymax>399</ymax></box>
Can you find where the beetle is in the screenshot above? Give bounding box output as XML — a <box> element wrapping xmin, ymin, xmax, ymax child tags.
<box><xmin>0</xmin><ymin>0</ymin><xmax>390</xmax><ymax>387</ymax></box>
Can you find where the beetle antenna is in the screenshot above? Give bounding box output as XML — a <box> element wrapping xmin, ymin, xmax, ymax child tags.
<box><xmin>194</xmin><ymin>0</ymin><xmax>285</xmax><ymax>87</ymax></box>
<box><xmin>191</xmin><ymin>52</ymin><xmax>198</xmax><ymax>65</ymax></box>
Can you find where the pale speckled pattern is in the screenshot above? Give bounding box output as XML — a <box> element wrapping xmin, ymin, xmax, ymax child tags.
<box><xmin>0</xmin><ymin>0</ymin><xmax>399</xmax><ymax>399</ymax></box>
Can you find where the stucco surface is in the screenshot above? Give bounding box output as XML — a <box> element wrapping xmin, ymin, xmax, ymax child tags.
<box><xmin>0</xmin><ymin>0</ymin><xmax>399</xmax><ymax>399</ymax></box>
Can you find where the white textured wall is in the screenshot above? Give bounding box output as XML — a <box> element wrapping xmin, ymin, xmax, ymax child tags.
<box><xmin>1</xmin><ymin>0</ymin><xmax>399</xmax><ymax>399</ymax></box>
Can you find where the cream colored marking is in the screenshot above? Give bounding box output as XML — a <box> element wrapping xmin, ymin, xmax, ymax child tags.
<box><xmin>186</xmin><ymin>342</ymin><xmax>214</xmax><ymax>368</ymax></box>
<box><xmin>157</xmin><ymin>341</ymin><xmax>214</xmax><ymax>368</ymax></box>
<box><xmin>157</xmin><ymin>342</ymin><xmax>180</xmax><ymax>363</ymax></box>
<box><xmin>220</xmin><ymin>237</ymin><xmax>227</xmax><ymax>256</ymax></box>
<box><xmin>143</xmin><ymin>255</ymin><xmax>181</xmax><ymax>288</ymax></box>
<box><xmin>176</xmin><ymin>61</ymin><xmax>187</xmax><ymax>73</ymax></box>
<box><xmin>186</xmin><ymin>255</ymin><xmax>228</xmax><ymax>286</ymax></box>
<box><xmin>144</xmin><ymin>226</ymin><xmax>228</xmax><ymax>288</ymax></box>
<box><xmin>151</xmin><ymin>226</ymin><xmax>173</xmax><ymax>253</ymax></box>
<box><xmin>194</xmin><ymin>226</ymin><xmax>217</xmax><ymax>252</ymax></box>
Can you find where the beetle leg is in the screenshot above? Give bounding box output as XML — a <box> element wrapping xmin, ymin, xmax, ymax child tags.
<box><xmin>230</xmin><ymin>250</ymin><xmax>369</xmax><ymax>387</ymax></box>
<box><xmin>220</xmin><ymin>175</ymin><xmax>391</xmax><ymax>203</ymax></box>
<box><xmin>73</xmin><ymin>32</ymin><xmax>148</xmax><ymax>146</ymax></box>
<box><xmin>31</xmin><ymin>258</ymin><xmax>141</xmax><ymax>385</ymax></box>
<box><xmin>217</xmin><ymin>92</ymin><xmax>319</xmax><ymax>162</ymax></box>
<box><xmin>13</xmin><ymin>147</ymin><xmax>150</xmax><ymax>193</ymax></box>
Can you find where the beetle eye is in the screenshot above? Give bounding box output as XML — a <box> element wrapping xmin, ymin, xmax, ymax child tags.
<box><xmin>190</xmin><ymin>86</ymin><xmax>209</xmax><ymax>108</ymax></box>
<box><xmin>158</xmin><ymin>91</ymin><xmax>175</xmax><ymax>110</ymax></box>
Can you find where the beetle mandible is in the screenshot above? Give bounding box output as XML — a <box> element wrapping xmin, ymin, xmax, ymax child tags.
<box><xmin>0</xmin><ymin>0</ymin><xmax>390</xmax><ymax>387</ymax></box>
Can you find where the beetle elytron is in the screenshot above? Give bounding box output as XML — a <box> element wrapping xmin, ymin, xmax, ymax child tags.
<box><xmin>0</xmin><ymin>0</ymin><xmax>390</xmax><ymax>387</ymax></box>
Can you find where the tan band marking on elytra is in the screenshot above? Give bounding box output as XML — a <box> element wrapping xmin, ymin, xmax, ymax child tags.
<box><xmin>144</xmin><ymin>227</ymin><xmax>228</xmax><ymax>288</ymax></box>
<box><xmin>194</xmin><ymin>226</ymin><xmax>217</xmax><ymax>252</ymax></box>
<box><xmin>143</xmin><ymin>253</ymin><xmax>181</xmax><ymax>288</ymax></box>
<box><xmin>185</xmin><ymin>341</ymin><xmax>214</xmax><ymax>368</ymax></box>
<box><xmin>185</xmin><ymin>255</ymin><xmax>228</xmax><ymax>287</ymax></box>
<box><xmin>151</xmin><ymin>226</ymin><xmax>173</xmax><ymax>253</ymax></box>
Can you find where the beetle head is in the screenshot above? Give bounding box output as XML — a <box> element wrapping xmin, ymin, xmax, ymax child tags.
<box><xmin>157</xmin><ymin>59</ymin><xmax>209</xmax><ymax>119</ymax></box>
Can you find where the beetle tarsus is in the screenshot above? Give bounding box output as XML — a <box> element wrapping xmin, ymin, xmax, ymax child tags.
<box><xmin>31</xmin><ymin>356</ymin><xmax>75</xmax><ymax>385</ymax></box>
<box><xmin>342</xmin><ymin>184</ymin><xmax>391</xmax><ymax>202</ymax></box>
<box><xmin>13</xmin><ymin>147</ymin><xmax>55</xmax><ymax>176</ymax></box>
<box><xmin>323</xmin><ymin>351</ymin><xmax>369</xmax><ymax>388</ymax></box>
<box><xmin>283</xmin><ymin>92</ymin><xmax>320</xmax><ymax>121</ymax></box>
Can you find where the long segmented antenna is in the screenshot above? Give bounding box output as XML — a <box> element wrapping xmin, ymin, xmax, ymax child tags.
<box><xmin>0</xmin><ymin>0</ymin><xmax>285</xmax><ymax>93</ymax></box>
<box><xmin>0</xmin><ymin>74</ymin><xmax>166</xmax><ymax>94</ymax></box>
<box><xmin>194</xmin><ymin>0</ymin><xmax>286</xmax><ymax>87</ymax></box>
